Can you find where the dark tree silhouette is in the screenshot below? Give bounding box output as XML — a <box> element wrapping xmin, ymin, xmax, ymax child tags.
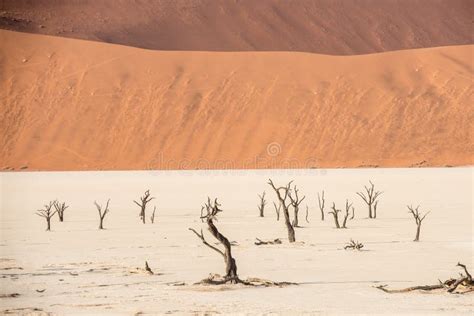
<box><xmin>94</xmin><ymin>199</ymin><xmax>110</xmax><ymax>230</ymax></box>
<box><xmin>317</xmin><ymin>190</ymin><xmax>325</xmax><ymax>221</ymax></box>
<box><xmin>273</xmin><ymin>202</ymin><xmax>281</xmax><ymax>221</ymax></box>
<box><xmin>53</xmin><ymin>200</ymin><xmax>69</xmax><ymax>222</ymax></box>
<box><xmin>341</xmin><ymin>200</ymin><xmax>353</xmax><ymax>228</ymax></box>
<box><xmin>268</xmin><ymin>179</ymin><xmax>296</xmax><ymax>242</ymax></box>
<box><xmin>189</xmin><ymin>198</ymin><xmax>239</xmax><ymax>283</ymax></box>
<box><xmin>150</xmin><ymin>206</ymin><xmax>156</xmax><ymax>224</ymax></box>
<box><xmin>134</xmin><ymin>190</ymin><xmax>154</xmax><ymax>224</ymax></box>
<box><xmin>288</xmin><ymin>186</ymin><xmax>306</xmax><ymax>227</ymax></box>
<box><xmin>328</xmin><ymin>202</ymin><xmax>341</xmax><ymax>229</ymax></box>
<box><xmin>356</xmin><ymin>181</ymin><xmax>383</xmax><ymax>218</ymax></box>
<box><xmin>257</xmin><ymin>191</ymin><xmax>267</xmax><ymax>217</ymax></box>
<box><xmin>36</xmin><ymin>201</ymin><xmax>57</xmax><ymax>231</ymax></box>
<box><xmin>407</xmin><ymin>205</ymin><xmax>430</xmax><ymax>241</ymax></box>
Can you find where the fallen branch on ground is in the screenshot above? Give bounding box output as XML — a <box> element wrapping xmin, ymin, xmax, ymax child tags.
<box><xmin>375</xmin><ymin>262</ymin><xmax>473</xmax><ymax>294</ymax></box>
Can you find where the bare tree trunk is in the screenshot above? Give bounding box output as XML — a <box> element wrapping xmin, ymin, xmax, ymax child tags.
<box><xmin>268</xmin><ymin>180</ymin><xmax>296</xmax><ymax>243</ymax></box>
<box><xmin>289</xmin><ymin>186</ymin><xmax>305</xmax><ymax>228</ymax></box>
<box><xmin>341</xmin><ymin>200</ymin><xmax>352</xmax><ymax>228</ymax></box>
<box><xmin>414</xmin><ymin>224</ymin><xmax>421</xmax><ymax>242</ymax></box>
<box><xmin>285</xmin><ymin>213</ymin><xmax>296</xmax><ymax>242</ymax></box>
<box><xmin>329</xmin><ymin>203</ymin><xmax>341</xmax><ymax>229</ymax></box>
<box><xmin>134</xmin><ymin>190</ymin><xmax>154</xmax><ymax>224</ymax></box>
<box><xmin>189</xmin><ymin>198</ymin><xmax>239</xmax><ymax>283</ymax></box>
<box><xmin>292</xmin><ymin>206</ymin><xmax>299</xmax><ymax>227</ymax></box>
<box><xmin>208</xmin><ymin>219</ymin><xmax>238</xmax><ymax>280</ymax></box>
<box><xmin>36</xmin><ymin>201</ymin><xmax>57</xmax><ymax>232</ymax></box>
<box><xmin>408</xmin><ymin>205</ymin><xmax>429</xmax><ymax>242</ymax></box>
<box><xmin>317</xmin><ymin>191</ymin><xmax>325</xmax><ymax>221</ymax></box>
<box><xmin>258</xmin><ymin>192</ymin><xmax>266</xmax><ymax>217</ymax></box>
<box><xmin>95</xmin><ymin>199</ymin><xmax>110</xmax><ymax>230</ymax></box>
<box><xmin>273</xmin><ymin>202</ymin><xmax>281</xmax><ymax>221</ymax></box>
<box><xmin>356</xmin><ymin>181</ymin><xmax>383</xmax><ymax>219</ymax></box>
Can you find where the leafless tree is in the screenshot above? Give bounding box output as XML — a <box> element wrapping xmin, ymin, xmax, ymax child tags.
<box><xmin>53</xmin><ymin>200</ymin><xmax>69</xmax><ymax>222</ymax></box>
<box><xmin>356</xmin><ymin>181</ymin><xmax>383</xmax><ymax>218</ymax></box>
<box><xmin>36</xmin><ymin>201</ymin><xmax>57</xmax><ymax>231</ymax></box>
<box><xmin>407</xmin><ymin>205</ymin><xmax>430</xmax><ymax>241</ymax></box>
<box><xmin>328</xmin><ymin>202</ymin><xmax>341</xmax><ymax>229</ymax></box>
<box><xmin>341</xmin><ymin>200</ymin><xmax>353</xmax><ymax>228</ymax></box>
<box><xmin>273</xmin><ymin>202</ymin><xmax>281</xmax><ymax>221</ymax></box>
<box><xmin>94</xmin><ymin>199</ymin><xmax>110</xmax><ymax>230</ymax></box>
<box><xmin>289</xmin><ymin>186</ymin><xmax>306</xmax><ymax>227</ymax></box>
<box><xmin>150</xmin><ymin>206</ymin><xmax>156</xmax><ymax>224</ymax></box>
<box><xmin>134</xmin><ymin>190</ymin><xmax>154</xmax><ymax>224</ymax></box>
<box><xmin>350</xmin><ymin>205</ymin><xmax>355</xmax><ymax>219</ymax></box>
<box><xmin>305</xmin><ymin>205</ymin><xmax>310</xmax><ymax>223</ymax></box>
<box><xmin>189</xmin><ymin>198</ymin><xmax>239</xmax><ymax>283</ymax></box>
<box><xmin>268</xmin><ymin>179</ymin><xmax>296</xmax><ymax>242</ymax></box>
<box><xmin>257</xmin><ymin>191</ymin><xmax>267</xmax><ymax>217</ymax></box>
<box><xmin>317</xmin><ymin>190</ymin><xmax>325</xmax><ymax>221</ymax></box>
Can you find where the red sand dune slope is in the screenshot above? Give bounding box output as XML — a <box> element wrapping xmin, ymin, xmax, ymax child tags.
<box><xmin>0</xmin><ymin>30</ymin><xmax>472</xmax><ymax>170</ymax></box>
<box><xmin>0</xmin><ymin>0</ymin><xmax>472</xmax><ymax>55</ymax></box>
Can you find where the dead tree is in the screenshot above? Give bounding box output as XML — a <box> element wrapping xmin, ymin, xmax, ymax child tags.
<box><xmin>288</xmin><ymin>186</ymin><xmax>306</xmax><ymax>227</ymax></box>
<box><xmin>328</xmin><ymin>202</ymin><xmax>341</xmax><ymax>229</ymax></box>
<box><xmin>341</xmin><ymin>200</ymin><xmax>353</xmax><ymax>228</ymax></box>
<box><xmin>53</xmin><ymin>200</ymin><xmax>69</xmax><ymax>222</ymax></box>
<box><xmin>189</xmin><ymin>198</ymin><xmax>239</xmax><ymax>283</ymax></box>
<box><xmin>407</xmin><ymin>205</ymin><xmax>430</xmax><ymax>242</ymax></box>
<box><xmin>317</xmin><ymin>190</ymin><xmax>325</xmax><ymax>221</ymax></box>
<box><xmin>268</xmin><ymin>179</ymin><xmax>296</xmax><ymax>242</ymax></box>
<box><xmin>36</xmin><ymin>201</ymin><xmax>57</xmax><ymax>231</ymax></box>
<box><xmin>350</xmin><ymin>206</ymin><xmax>355</xmax><ymax>219</ymax></box>
<box><xmin>150</xmin><ymin>206</ymin><xmax>156</xmax><ymax>224</ymax></box>
<box><xmin>133</xmin><ymin>190</ymin><xmax>154</xmax><ymax>224</ymax></box>
<box><xmin>376</xmin><ymin>262</ymin><xmax>473</xmax><ymax>294</ymax></box>
<box><xmin>305</xmin><ymin>205</ymin><xmax>309</xmax><ymax>223</ymax></box>
<box><xmin>94</xmin><ymin>199</ymin><xmax>110</xmax><ymax>230</ymax></box>
<box><xmin>273</xmin><ymin>202</ymin><xmax>281</xmax><ymax>221</ymax></box>
<box><xmin>344</xmin><ymin>239</ymin><xmax>364</xmax><ymax>250</ymax></box>
<box><xmin>356</xmin><ymin>181</ymin><xmax>383</xmax><ymax>218</ymax></box>
<box><xmin>257</xmin><ymin>191</ymin><xmax>267</xmax><ymax>217</ymax></box>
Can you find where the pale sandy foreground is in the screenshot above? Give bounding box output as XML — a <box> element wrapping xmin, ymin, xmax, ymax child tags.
<box><xmin>0</xmin><ymin>168</ymin><xmax>472</xmax><ymax>315</ymax></box>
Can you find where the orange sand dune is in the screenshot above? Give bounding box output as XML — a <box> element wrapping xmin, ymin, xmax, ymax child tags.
<box><xmin>0</xmin><ymin>30</ymin><xmax>472</xmax><ymax>171</ymax></box>
<box><xmin>0</xmin><ymin>0</ymin><xmax>472</xmax><ymax>55</ymax></box>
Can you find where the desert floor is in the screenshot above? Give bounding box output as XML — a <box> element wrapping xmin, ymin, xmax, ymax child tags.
<box><xmin>0</xmin><ymin>167</ymin><xmax>472</xmax><ymax>315</ymax></box>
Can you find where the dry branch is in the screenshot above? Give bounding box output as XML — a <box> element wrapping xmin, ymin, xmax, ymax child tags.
<box><xmin>376</xmin><ymin>262</ymin><xmax>473</xmax><ymax>294</ymax></box>
<box><xmin>254</xmin><ymin>238</ymin><xmax>282</xmax><ymax>245</ymax></box>
<box><xmin>344</xmin><ymin>239</ymin><xmax>364</xmax><ymax>250</ymax></box>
